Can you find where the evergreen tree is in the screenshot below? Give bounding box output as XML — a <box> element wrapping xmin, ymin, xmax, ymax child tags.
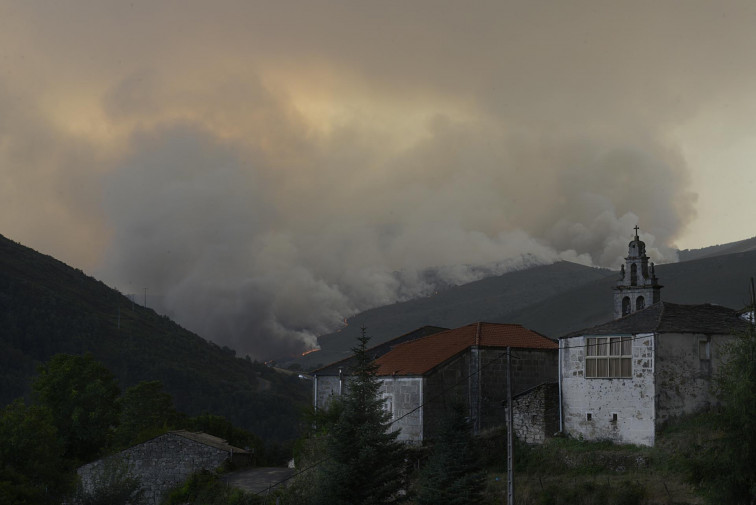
<box><xmin>415</xmin><ymin>403</ymin><xmax>486</xmax><ymax>505</ymax></box>
<box><xmin>314</xmin><ymin>327</ymin><xmax>406</xmax><ymax>505</ymax></box>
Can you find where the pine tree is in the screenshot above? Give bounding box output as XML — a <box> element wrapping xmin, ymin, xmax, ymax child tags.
<box><xmin>415</xmin><ymin>402</ymin><xmax>486</xmax><ymax>505</ymax></box>
<box><xmin>314</xmin><ymin>327</ymin><xmax>406</xmax><ymax>505</ymax></box>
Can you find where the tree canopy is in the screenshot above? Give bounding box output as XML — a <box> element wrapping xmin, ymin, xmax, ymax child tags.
<box><xmin>32</xmin><ymin>353</ymin><xmax>121</xmax><ymax>462</ymax></box>
<box><xmin>314</xmin><ymin>328</ymin><xmax>406</xmax><ymax>505</ymax></box>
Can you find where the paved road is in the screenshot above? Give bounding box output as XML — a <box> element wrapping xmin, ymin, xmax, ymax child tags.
<box><xmin>222</xmin><ymin>467</ymin><xmax>296</xmax><ymax>495</ymax></box>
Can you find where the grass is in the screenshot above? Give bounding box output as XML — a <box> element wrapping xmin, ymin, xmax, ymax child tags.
<box><xmin>474</xmin><ymin>413</ymin><xmax>716</xmax><ymax>505</ymax></box>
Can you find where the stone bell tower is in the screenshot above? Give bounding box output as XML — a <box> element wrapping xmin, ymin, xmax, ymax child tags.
<box><xmin>613</xmin><ymin>225</ymin><xmax>662</xmax><ymax>319</ymax></box>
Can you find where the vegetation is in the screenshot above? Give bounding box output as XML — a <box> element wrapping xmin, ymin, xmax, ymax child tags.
<box><xmin>414</xmin><ymin>403</ymin><xmax>485</xmax><ymax>505</ymax></box>
<box><xmin>313</xmin><ymin>328</ymin><xmax>407</xmax><ymax>505</ymax></box>
<box><xmin>0</xmin><ymin>233</ymin><xmax>309</xmax><ymax>444</ymax></box>
<box><xmin>0</xmin><ymin>352</ymin><xmax>275</xmax><ymax>504</ymax></box>
<box><xmin>162</xmin><ymin>470</ymin><xmax>260</xmax><ymax>505</ymax></box>
<box><xmin>678</xmin><ymin>325</ymin><xmax>756</xmax><ymax>504</ymax></box>
<box><xmin>0</xmin><ymin>400</ymin><xmax>73</xmax><ymax>504</ymax></box>
<box><xmin>33</xmin><ymin>353</ymin><xmax>121</xmax><ymax>462</ymax></box>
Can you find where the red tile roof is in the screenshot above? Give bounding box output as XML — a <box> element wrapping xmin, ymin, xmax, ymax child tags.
<box><xmin>374</xmin><ymin>322</ymin><xmax>557</xmax><ymax>376</ymax></box>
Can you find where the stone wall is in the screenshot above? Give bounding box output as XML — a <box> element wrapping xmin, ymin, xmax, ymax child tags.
<box><xmin>655</xmin><ymin>332</ymin><xmax>734</xmax><ymax>424</ymax></box>
<box><xmin>561</xmin><ymin>334</ymin><xmax>656</xmax><ymax>446</ymax></box>
<box><xmin>78</xmin><ymin>432</ymin><xmax>234</xmax><ymax>505</ymax></box>
<box><xmin>509</xmin><ymin>382</ymin><xmax>559</xmax><ymax>444</ymax></box>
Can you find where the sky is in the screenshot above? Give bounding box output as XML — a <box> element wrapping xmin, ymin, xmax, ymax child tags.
<box><xmin>2</xmin><ymin>1</ymin><xmax>755</xmax><ymax>359</ymax></box>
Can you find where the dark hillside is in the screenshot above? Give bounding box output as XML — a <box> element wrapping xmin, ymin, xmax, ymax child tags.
<box><xmin>0</xmin><ymin>234</ymin><xmax>309</xmax><ymax>442</ymax></box>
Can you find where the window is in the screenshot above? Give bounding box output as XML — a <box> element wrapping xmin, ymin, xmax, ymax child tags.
<box><xmin>630</xmin><ymin>264</ymin><xmax>637</xmax><ymax>285</ymax></box>
<box><xmin>699</xmin><ymin>340</ymin><xmax>710</xmax><ymax>360</ymax></box>
<box><xmin>586</xmin><ymin>337</ymin><xmax>632</xmax><ymax>378</ymax></box>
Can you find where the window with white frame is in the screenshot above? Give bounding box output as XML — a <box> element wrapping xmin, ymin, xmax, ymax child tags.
<box><xmin>585</xmin><ymin>337</ymin><xmax>632</xmax><ymax>378</ymax></box>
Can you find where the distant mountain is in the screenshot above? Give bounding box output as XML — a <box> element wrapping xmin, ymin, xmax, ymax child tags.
<box><xmin>0</xmin><ymin>234</ymin><xmax>309</xmax><ymax>443</ymax></box>
<box><xmin>294</xmin><ymin>239</ymin><xmax>756</xmax><ymax>371</ymax></box>
<box><xmin>678</xmin><ymin>235</ymin><xmax>756</xmax><ymax>262</ymax></box>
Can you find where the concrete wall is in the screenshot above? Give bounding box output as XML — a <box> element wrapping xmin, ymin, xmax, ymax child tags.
<box><xmin>78</xmin><ymin>433</ymin><xmax>233</xmax><ymax>505</ymax></box>
<box><xmin>655</xmin><ymin>332</ymin><xmax>734</xmax><ymax>425</ymax></box>
<box><xmin>561</xmin><ymin>334</ymin><xmax>656</xmax><ymax>446</ymax></box>
<box><xmin>314</xmin><ymin>375</ymin><xmax>346</xmax><ymax>411</ymax></box>
<box><xmin>379</xmin><ymin>377</ymin><xmax>423</xmax><ymax>442</ymax></box>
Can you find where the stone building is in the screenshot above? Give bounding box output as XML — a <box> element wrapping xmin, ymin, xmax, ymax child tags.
<box><xmin>315</xmin><ymin>322</ymin><xmax>558</xmax><ymax>443</ymax></box>
<box><xmin>560</xmin><ymin>229</ymin><xmax>752</xmax><ymax>446</ymax></box>
<box><xmin>77</xmin><ymin>430</ymin><xmax>250</xmax><ymax>505</ymax></box>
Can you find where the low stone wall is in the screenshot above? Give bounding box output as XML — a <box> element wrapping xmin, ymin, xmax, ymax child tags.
<box><xmin>78</xmin><ymin>432</ymin><xmax>234</xmax><ymax>505</ymax></box>
<box><xmin>509</xmin><ymin>382</ymin><xmax>559</xmax><ymax>444</ymax></box>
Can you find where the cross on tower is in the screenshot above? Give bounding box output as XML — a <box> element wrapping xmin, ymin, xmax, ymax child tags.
<box><xmin>634</xmin><ymin>225</ymin><xmax>639</xmax><ymax>237</ymax></box>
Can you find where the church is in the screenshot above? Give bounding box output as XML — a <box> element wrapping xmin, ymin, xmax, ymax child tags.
<box><xmin>558</xmin><ymin>227</ymin><xmax>752</xmax><ymax>446</ymax></box>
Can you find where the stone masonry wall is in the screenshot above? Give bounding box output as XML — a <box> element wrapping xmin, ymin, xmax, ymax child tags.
<box><xmin>509</xmin><ymin>382</ymin><xmax>559</xmax><ymax>444</ymax></box>
<box><xmin>78</xmin><ymin>433</ymin><xmax>232</xmax><ymax>505</ymax></box>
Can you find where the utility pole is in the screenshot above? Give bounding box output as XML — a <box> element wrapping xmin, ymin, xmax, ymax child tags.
<box><xmin>507</xmin><ymin>347</ymin><xmax>514</xmax><ymax>505</ymax></box>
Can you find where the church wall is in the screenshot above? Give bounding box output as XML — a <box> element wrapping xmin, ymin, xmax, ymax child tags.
<box><xmin>561</xmin><ymin>334</ymin><xmax>656</xmax><ymax>446</ymax></box>
<box><xmin>655</xmin><ymin>332</ymin><xmax>735</xmax><ymax>424</ymax></box>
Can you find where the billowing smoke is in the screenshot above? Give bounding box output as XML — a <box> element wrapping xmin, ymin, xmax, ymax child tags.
<box><xmin>12</xmin><ymin>0</ymin><xmax>756</xmax><ymax>359</ymax></box>
<box><xmin>100</xmin><ymin>113</ymin><xmax>691</xmax><ymax>358</ymax></box>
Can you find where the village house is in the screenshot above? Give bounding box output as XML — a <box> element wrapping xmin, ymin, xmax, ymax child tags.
<box><xmin>314</xmin><ymin>322</ymin><xmax>558</xmax><ymax>443</ymax></box>
<box><xmin>77</xmin><ymin>430</ymin><xmax>250</xmax><ymax>505</ymax></box>
<box><xmin>559</xmin><ymin>228</ymin><xmax>752</xmax><ymax>446</ymax></box>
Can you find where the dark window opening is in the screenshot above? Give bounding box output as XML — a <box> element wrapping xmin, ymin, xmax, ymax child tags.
<box><xmin>622</xmin><ymin>297</ymin><xmax>631</xmax><ymax>316</ymax></box>
<box><xmin>636</xmin><ymin>296</ymin><xmax>645</xmax><ymax>311</ymax></box>
<box><xmin>630</xmin><ymin>264</ymin><xmax>638</xmax><ymax>285</ymax></box>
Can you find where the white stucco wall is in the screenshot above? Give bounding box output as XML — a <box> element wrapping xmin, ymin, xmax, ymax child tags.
<box><xmin>561</xmin><ymin>334</ymin><xmax>656</xmax><ymax>446</ymax></box>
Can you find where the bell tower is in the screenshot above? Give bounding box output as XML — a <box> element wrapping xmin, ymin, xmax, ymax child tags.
<box><xmin>613</xmin><ymin>225</ymin><xmax>662</xmax><ymax>319</ymax></box>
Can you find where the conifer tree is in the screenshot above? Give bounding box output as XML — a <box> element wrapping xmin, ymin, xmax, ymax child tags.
<box><xmin>415</xmin><ymin>402</ymin><xmax>486</xmax><ymax>505</ymax></box>
<box><xmin>314</xmin><ymin>327</ymin><xmax>406</xmax><ymax>505</ymax></box>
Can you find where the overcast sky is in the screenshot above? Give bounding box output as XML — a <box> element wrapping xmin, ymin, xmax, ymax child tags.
<box><xmin>2</xmin><ymin>1</ymin><xmax>755</xmax><ymax>358</ymax></box>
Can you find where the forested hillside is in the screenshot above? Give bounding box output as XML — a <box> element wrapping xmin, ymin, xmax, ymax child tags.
<box><xmin>0</xmin><ymin>234</ymin><xmax>309</xmax><ymax>442</ymax></box>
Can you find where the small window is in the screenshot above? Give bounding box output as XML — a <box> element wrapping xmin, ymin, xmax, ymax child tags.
<box><xmin>611</xmin><ymin>413</ymin><xmax>618</xmax><ymax>423</ymax></box>
<box><xmin>586</xmin><ymin>413</ymin><xmax>592</xmax><ymax>421</ymax></box>
<box><xmin>699</xmin><ymin>340</ymin><xmax>710</xmax><ymax>360</ymax></box>
<box><xmin>586</xmin><ymin>337</ymin><xmax>632</xmax><ymax>378</ymax></box>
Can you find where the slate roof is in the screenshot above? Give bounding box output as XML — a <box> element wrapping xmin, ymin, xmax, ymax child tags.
<box><xmin>561</xmin><ymin>301</ymin><xmax>752</xmax><ymax>339</ymax></box>
<box><xmin>374</xmin><ymin>322</ymin><xmax>557</xmax><ymax>376</ymax></box>
<box><xmin>311</xmin><ymin>325</ymin><xmax>448</xmax><ymax>376</ymax></box>
<box><xmin>170</xmin><ymin>430</ymin><xmax>249</xmax><ymax>453</ymax></box>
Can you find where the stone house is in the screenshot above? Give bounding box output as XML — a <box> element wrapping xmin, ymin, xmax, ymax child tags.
<box><xmin>314</xmin><ymin>322</ymin><xmax>558</xmax><ymax>443</ymax></box>
<box><xmin>559</xmin><ymin>228</ymin><xmax>752</xmax><ymax>446</ymax></box>
<box><xmin>77</xmin><ymin>430</ymin><xmax>250</xmax><ymax>505</ymax></box>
